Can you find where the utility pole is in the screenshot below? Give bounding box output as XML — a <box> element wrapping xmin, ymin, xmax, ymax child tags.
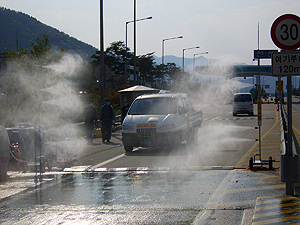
<box><xmin>100</xmin><ymin>0</ymin><xmax>105</xmax><ymax>107</ymax></box>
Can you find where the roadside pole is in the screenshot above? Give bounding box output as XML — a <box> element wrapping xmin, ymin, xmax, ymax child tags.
<box><xmin>287</xmin><ymin>75</ymin><xmax>294</xmax><ymax>194</ymax></box>
<box><xmin>249</xmin><ymin>49</ymin><xmax>277</xmax><ymax>168</ymax></box>
<box><xmin>100</xmin><ymin>0</ymin><xmax>105</xmax><ymax>108</ymax></box>
<box><xmin>258</xmin><ymin>55</ymin><xmax>262</xmax><ymax>162</ymax></box>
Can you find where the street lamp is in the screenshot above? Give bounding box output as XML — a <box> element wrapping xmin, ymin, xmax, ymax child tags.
<box><xmin>162</xmin><ymin>36</ymin><xmax>183</xmax><ymax>65</ymax></box>
<box><xmin>182</xmin><ymin>46</ymin><xmax>200</xmax><ymax>72</ymax></box>
<box><xmin>99</xmin><ymin>0</ymin><xmax>105</xmax><ymax>107</ymax></box>
<box><xmin>193</xmin><ymin>51</ymin><xmax>208</xmax><ymax>74</ymax></box>
<box><xmin>125</xmin><ymin>16</ymin><xmax>152</xmax><ymax>86</ymax></box>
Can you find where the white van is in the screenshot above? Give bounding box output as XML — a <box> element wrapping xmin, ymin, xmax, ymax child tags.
<box><xmin>233</xmin><ymin>93</ymin><xmax>253</xmax><ymax>116</ymax></box>
<box><xmin>121</xmin><ymin>93</ymin><xmax>202</xmax><ymax>152</ymax></box>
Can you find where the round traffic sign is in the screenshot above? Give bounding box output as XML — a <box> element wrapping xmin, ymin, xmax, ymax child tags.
<box><xmin>271</xmin><ymin>14</ymin><xmax>300</xmax><ymax>50</ymax></box>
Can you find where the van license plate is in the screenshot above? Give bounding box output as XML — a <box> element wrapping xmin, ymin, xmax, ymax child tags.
<box><xmin>141</xmin><ymin>138</ymin><xmax>152</xmax><ymax>146</ymax></box>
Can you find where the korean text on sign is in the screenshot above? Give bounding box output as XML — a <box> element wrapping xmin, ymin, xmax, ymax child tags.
<box><xmin>272</xmin><ymin>52</ymin><xmax>300</xmax><ymax>76</ymax></box>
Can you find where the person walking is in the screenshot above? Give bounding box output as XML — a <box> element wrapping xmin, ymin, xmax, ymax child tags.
<box><xmin>100</xmin><ymin>98</ymin><xmax>115</xmax><ymax>143</ymax></box>
<box><xmin>84</xmin><ymin>100</ymin><xmax>98</xmax><ymax>144</ymax></box>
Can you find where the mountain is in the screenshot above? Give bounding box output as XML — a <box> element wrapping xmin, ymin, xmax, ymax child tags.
<box><xmin>153</xmin><ymin>55</ymin><xmax>209</xmax><ymax>71</ymax></box>
<box><xmin>0</xmin><ymin>7</ymin><xmax>98</xmax><ymax>60</ymax></box>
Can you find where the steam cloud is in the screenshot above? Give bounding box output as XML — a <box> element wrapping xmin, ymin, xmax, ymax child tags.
<box><xmin>162</xmin><ymin>62</ymin><xmax>253</xmax><ymax>167</ymax></box>
<box><xmin>0</xmin><ymin>52</ymin><xmax>87</xmax><ymax>163</ymax></box>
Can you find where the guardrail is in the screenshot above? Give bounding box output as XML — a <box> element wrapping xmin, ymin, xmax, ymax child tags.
<box><xmin>279</xmin><ymin>102</ymin><xmax>300</xmax><ymax>195</ymax></box>
<box><xmin>279</xmin><ymin>103</ymin><xmax>298</xmax><ymax>156</ymax></box>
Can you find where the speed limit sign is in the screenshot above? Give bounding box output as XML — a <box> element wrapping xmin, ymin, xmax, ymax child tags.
<box><xmin>271</xmin><ymin>14</ymin><xmax>300</xmax><ymax>50</ymax></box>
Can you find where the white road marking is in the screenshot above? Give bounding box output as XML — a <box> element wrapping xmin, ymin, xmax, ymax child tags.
<box><xmin>91</xmin><ymin>153</ymin><xmax>126</xmax><ymax>169</ymax></box>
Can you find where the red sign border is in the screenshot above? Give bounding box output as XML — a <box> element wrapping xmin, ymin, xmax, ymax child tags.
<box><xmin>271</xmin><ymin>14</ymin><xmax>300</xmax><ymax>50</ymax></box>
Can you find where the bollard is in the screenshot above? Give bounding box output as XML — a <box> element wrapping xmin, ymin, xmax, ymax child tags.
<box><xmin>249</xmin><ymin>157</ymin><xmax>253</xmax><ymax>170</ymax></box>
<box><xmin>268</xmin><ymin>156</ymin><xmax>273</xmax><ymax>169</ymax></box>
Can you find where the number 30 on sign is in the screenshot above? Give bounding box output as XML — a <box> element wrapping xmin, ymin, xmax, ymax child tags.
<box><xmin>271</xmin><ymin>14</ymin><xmax>300</xmax><ymax>50</ymax></box>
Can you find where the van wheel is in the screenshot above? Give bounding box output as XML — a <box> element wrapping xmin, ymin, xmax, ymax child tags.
<box><xmin>124</xmin><ymin>146</ymin><xmax>133</xmax><ymax>152</ymax></box>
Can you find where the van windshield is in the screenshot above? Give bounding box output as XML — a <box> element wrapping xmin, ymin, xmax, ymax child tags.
<box><xmin>234</xmin><ymin>94</ymin><xmax>252</xmax><ymax>102</ymax></box>
<box><xmin>128</xmin><ymin>98</ymin><xmax>177</xmax><ymax>115</ymax></box>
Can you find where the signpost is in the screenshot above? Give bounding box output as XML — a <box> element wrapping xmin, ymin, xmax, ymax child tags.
<box><xmin>271</xmin><ymin>14</ymin><xmax>300</xmax><ymax>195</ymax></box>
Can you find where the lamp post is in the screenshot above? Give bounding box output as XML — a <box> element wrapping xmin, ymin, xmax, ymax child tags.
<box><xmin>182</xmin><ymin>46</ymin><xmax>200</xmax><ymax>72</ymax></box>
<box><xmin>134</xmin><ymin>0</ymin><xmax>136</xmax><ymax>85</ymax></box>
<box><xmin>99</xmin><ymin>0</ymin><xmax>105</xmax><ymax>107</ymax></box>
<box><xmin>162</xmin><ymin>36</ymin><xmax>183</xmax><ymax>65</ymax></box>
<box><xmin>193</xmin><ymin>51</ymin><xmax>208</xmax><ymax>74</ymax></box>
<box><xmin>125</xmin><ymin>16</ymin><xmax>152</xmax><ymax>86</ymax></box>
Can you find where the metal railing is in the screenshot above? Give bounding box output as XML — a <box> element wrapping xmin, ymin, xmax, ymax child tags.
<box><xmin>279</xmin><ymin>103</ymin><xmax>298</xmax><ymax>156</ymax></box>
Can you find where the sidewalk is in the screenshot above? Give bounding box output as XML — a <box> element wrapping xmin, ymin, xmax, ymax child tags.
<box><xmin>234</xmin><ymin>110</ymin><xmax>300</xmax><ymax>224</ymax></box>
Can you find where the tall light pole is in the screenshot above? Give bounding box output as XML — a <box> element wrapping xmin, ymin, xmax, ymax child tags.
<box><xmin>125</xmin><ymin>16</ymin><xmax>152</xmax><ymax>86</ymax></box>
<box><xmin>162</xmin><ymin>36</ymin><xmax>183</xmax><ymax>65</ymax></box>
<box><xmin>133</xmin><ymin>0</ymin><xmax>136</xmax><ymax>85</ymax></box>
<box><xmin>182</xmin><ymin>46</ymin><xmax>200</xmax><ymax>72</ymax></box>
<box><xmin>99</xmin><ymin>0</ymin><xmax>105</xmax><ymax>107</ymax></box>
<box><xmin>193</xmin><ymin>51</ymin><xmax>208</xmax><ymax>74</ymax></box>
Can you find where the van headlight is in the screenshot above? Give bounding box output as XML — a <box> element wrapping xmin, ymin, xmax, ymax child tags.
<box><xmin>123</xmin><ymin>125</ymin><xmax>133</xmax><ymax>130</ymax></box>
<box><xmin>159</xmin><ymin>124</ymin><xmax>175</xmax><ymax>131</ymax></box>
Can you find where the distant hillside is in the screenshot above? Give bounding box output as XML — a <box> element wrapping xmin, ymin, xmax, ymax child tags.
<box><xmin>153</xmin><ymin>55</ymin><xmax>209</xmax><ymax>71</ymax></box>
<box><xmin>0</xmin><ymin>7</ymin><xmax>98</xmax><ymax>60</ymax></box>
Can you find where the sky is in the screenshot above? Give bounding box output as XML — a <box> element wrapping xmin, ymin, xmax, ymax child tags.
<box><xmin>1</xmin><ymin>0</ymin><xmax>300</xmax><ymax>65</ymax></box>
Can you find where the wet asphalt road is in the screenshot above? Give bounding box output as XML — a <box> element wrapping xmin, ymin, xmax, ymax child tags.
<box><xmin>0</xmin><ymin>169</ymin><xmax>283</xmax><ymax>225</ymax></box>
<box><xmin>0</xmin><ymin>103</ymin><xmax>287</xmax><ymax>224</ymax></box>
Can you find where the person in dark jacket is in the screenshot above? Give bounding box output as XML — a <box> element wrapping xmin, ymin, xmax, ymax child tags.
<box><xmin>100</xmin><ymin>98</ymin><xmax>115</xmax><ymax>143</ymax></box>
<box><xmin>84</xmin><ymin>100</ymin><xmax>98</xmax><ymax>144</ymax></box>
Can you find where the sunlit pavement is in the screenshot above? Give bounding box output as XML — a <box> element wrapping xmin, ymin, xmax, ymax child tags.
<box><xmin>1</xmin><ymin>107</ymin><xmax>300</xmax><ymax>224</ymax></box>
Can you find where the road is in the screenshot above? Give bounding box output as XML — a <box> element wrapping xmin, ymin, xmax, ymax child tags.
<box><xmin>76</xmin><ymin>102</ymin><xmax>276</xmax><ymax>169</ymax></box>
<box><xmin>0</xmin><ymin>102</ymin><xmax>292</xmax><ymax>225</ymax></box>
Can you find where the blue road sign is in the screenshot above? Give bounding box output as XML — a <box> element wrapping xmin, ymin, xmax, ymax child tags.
<box><xmin>254</xmin><ymin>50</ymin><xmax>278</xmax><ymax>59</ymax></box>
<box><xmin>195</xmin><ymin>65</ymin><xmax>272</xmax><ymax>78</ymax></box>
<box><xmin>232</xmin><ymin>65</ymin><xmax>272</xmax><ymax>76</ymax></box>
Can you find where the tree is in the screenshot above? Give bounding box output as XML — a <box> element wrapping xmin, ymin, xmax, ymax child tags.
<box><xmin>29</xmin><ymin>33</ymin><xmax>51</xmax><ymax>57</ymax></box>
<box><xmin>92</xmin><ymin>41</ymin><xmax>134</xmax><ymax>89</ymax></box>
<box><xmin>1</xmin><ymin>33</ymin><xmax>71</xmax><ymax>126</ymax></box>
<box><xmin>91</xmin><ymin>40</ymin><xmax>191</xmax><ymax>91</ymax></box>
<box><xmin>137</xmin><ymin>53</ymin><xmax>156</xmax><ymax>86</ymax></box>
<box><xmin>92</xmin><ymin>41</ymin><xmax>132</xmax><ymax>76</ymax></box>
<box><xmin>5</xmin><ymin>33</ymin><xmax>51</xmax><ymax>59</ymax></box>
<box><xmin>5</xmin><ymin>33</ymin><xmax>67</xmax><ymax>66</ymax></box>
<box><xmin>154</xmin><ymin>63</ymin><xmax>182</xmax><ymax>89</ymax></box>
